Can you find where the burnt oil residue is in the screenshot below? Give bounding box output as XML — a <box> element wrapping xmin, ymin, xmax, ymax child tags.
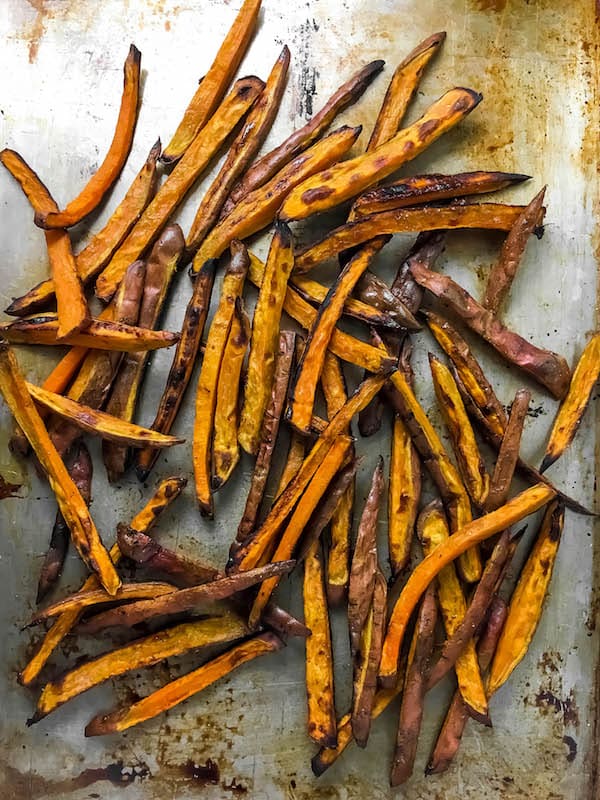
<box><xmin>534</xmin><ymin>689</ymin><xmax>579</xmax><ymax>728</ymax></box>
<box><xmin>0</xmin><ymin>474</ymin><xmax>22</xmax><ymax>499</ymax></box>
<box><xmin>563</xmin><ymin>735</ymin><xmax>578</xmax><ymax>763</ymax></box>
<box><xmin>295</xmin><ymin>18</ymin><xmax>320</xmax><ymax>119</ymax></box>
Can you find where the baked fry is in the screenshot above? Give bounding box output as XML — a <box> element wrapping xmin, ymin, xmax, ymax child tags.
<box><xmin>162</xmin><ymin>0</ymin><xmax>262</xmax><ymax>163</ymax></box>
<box><xmin>239</xmin><ymin>224</ymin><xmax>294</xmax><ymax>453</ymax></box>
<box><xmin>354</xmin><ymin>269</ymin><xmax>420</xmax><ymax>330</ymax></box>
<box><xmin>486</xmin><ymin>388</ymin><xmax>530</xmax><ymax>511</ymax></box>
<box><xmin>483</xmin><ymin>187</ymin><xmax>546</xmax><ymax>314</ymax></box>
<box><xmin>303</xmin><ymin>540</ymin><xmax>337</xmax><ymax>747</ymax></box>
<box><xmin>429</xmin><ymin>353</ymin><xmax>490</xmax><ymax>508</ymax></box>
<box><xmin>136</xmin><ymin>259</ymin><xmax>216</xmax><ymax>481</ymax></box>
<box><xmin>95</xmin><ymin>76</ymin><xmax>263</xmax><ymax>301</ymax></box>
<box><xmin>388</xmin><ymin>415</ymin><xmax>421</xmax><ymax>577</ymax></box>
<box><xmin>275</xmin><ymin>433</ymin><xmax>305</xmax><ymax>500</ymax></box>
<box><xmin>85</xmin><ymin>632</ymin><xmax>283</xmax><ymax>736</ymax></box>
<box><xmin>193</xmin><ymin>242</ymin><xmax>248</xmax><ymax>516</ymax></box>
<box><xmin>541</xmin><ymin>332</ymin><xmax>600</xmax><ymax>472</ymax></box>
<box><xmin>0</xmin><ymin>342</ymin><xmax>119</xmax><ymax>595</ymax></box>
<box><xmin>378</xmin><ymin>482</ymin><xmax>555</xmax><ymax>687</ymax></box>
<box><xmin>280</xmin><ymin>88</ymin><xmax>481</xmax><ymax>221</ymax></box>
<box><xmin>192</xmin><ymin>125</ymin><xmax>362</xmax><ymax>269</ymax></box>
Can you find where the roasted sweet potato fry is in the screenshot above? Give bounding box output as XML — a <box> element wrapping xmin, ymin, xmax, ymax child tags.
<box><xmin>486</xmin><ymin>389</ymin><xmax>530</xmax><ymax>511</ymax></box>
<box><xmin>135</xmin><ymin>259</ymin><xmax>216</xmax><ymax>481</ymax></box>
<box><xmin>355</xmin><ymin>269</ymin><xmax>420</xmax><ymax>330</ymax></box>
<box><xmin>275</xmin><ymin>433</ymin><xmax>305</xmax><ymax>500</ymax></box>
<box><xmin>388</xmin><ymin>415</ymin><xmax>421</xmax><ymax>577</ymax></box>
<box><xmin>85</xmin><ymin>631</ymin><xmax>283</xmax><ymax>736</ymax></box>
<box><xmin>352</xmin><ymin>171</ymin><xmax>530</xmax><ymax>216</ymax></box>
<box><xmin>35</xmin><ymin>46</ymin><xmax>141</xmax><ymax>229</ymax></box>
<box><xmin>378</xmin><ymin>482</ymin><xmax>555</xmax><ymax>687</ymax></box>
<box><xmin>303</xmin><ymin>540</ymin><xmax>337</xmax><ymax>747</ymax></box>
<box><xmin>348</xmin><ymin>457</ymin><xmax>384</xmax><ymax>655</ymax></box>
<box><xmin>429</xmin><ymin>353</ymin><xmax>490</xmax><ymax>508</ymax></box>
<box><xmin>95</xmin><ymin>76</ymin><xmax>263</xmax><ymax>301</ymax></box>
<box><xmin>223</xmin><ymin>60</ymin><xmax>384</xmax><ymax>212</ymax></box>
<box><xmin>186</xmin><ymin>46</ymin><xmax>290</xmax><ymax>254</ymax></box>
<box><xmin>541</xmin><ymin>332</ymin><xmax>600</xmax><ymax>472</ymax></box>
<box><xmin>192</xmin><ymin>125</ymin><xmax>362</xmax><ymax>269</ymax></box>
<box><xmin>483</xmin><ymin>187</ymin><xmax>546</xmax><ymax>314</ymax></box>
<box><xmin>0</xmin><ymin>342</ymin><xmax>119</xmax><ymax>594</ymax></box>
<box><xmin>417</xmin><ymin>501</ymin><xmax>489</xmax><ymax>723</ymax></box>
<box><xmin>280</xmin><ymin>88</ymin><xmax>481</xmax><ymax>221</ymax></box>
<box><xmin>294</xmin><ymin>203</ymin><xmax>538</xmax><ymax>273</ymax></box>
<box><xmin>193</xmin><ymin>242</ymin><xmax>248</xmax><ymax>516</ymax></box>
<box><xmin>410</xmin><ymin>263</ymin><xmax>571</xmax><ymax>399</ymax></box>
<box><xmin>162</xmin><ymin>0</ymin><xmax>262</xmax><ymax>163</ymax></box>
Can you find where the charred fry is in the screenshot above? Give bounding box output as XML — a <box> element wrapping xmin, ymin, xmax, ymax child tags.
<box><xmin>486</xmin><ymin>389</ymin><xmax>530</xmax><ymax>511</ymax></box>
<box><xmin>388</xmin><ymin>415</ymin><xmax>421</xmax><ymax>577</ymax></box>
<box><xmin>354</xmin><ymin>270</ymin><xmax>420</xmax><ymax>330</ymax></box>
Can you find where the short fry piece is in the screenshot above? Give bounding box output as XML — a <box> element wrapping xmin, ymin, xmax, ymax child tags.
<box><xmin>486</xmin><ymin>388</ymin><xmax>530</xmax><ymax>511</ymax></box>
<box><xmin>388</xmin><ymin>415</ymin><xmax>421</xmax><ymax>577</ymax></box>
<box><xmin>303</xmin><ymin>540</ymin><xmax>337</xmax><ymax>747</ymax></box>
<box><xmin>541</xmin><ymin>333</ymin><xmax>600</xmax><ymax>472</ymax></box>
<box><xmin>85</xmin><ymin>632</ymin><xmax>283</xmax><ymax>736</ymax></box>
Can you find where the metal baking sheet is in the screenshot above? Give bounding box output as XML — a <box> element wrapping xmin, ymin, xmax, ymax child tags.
<box><xmin>0</xmin><ymin>1</ymin><xmax>598</xmax><ymax>797</ymax></box>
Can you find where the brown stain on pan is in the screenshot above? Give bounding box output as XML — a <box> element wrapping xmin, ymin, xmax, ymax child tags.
<box><xmin>21</xmin><ymin>0</ymin><xmax>90</xmax><ymax>63</ymax></box>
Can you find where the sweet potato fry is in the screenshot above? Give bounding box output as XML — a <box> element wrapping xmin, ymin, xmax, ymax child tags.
<box><xmin>486</xmin><ymin>388</ymin><xmax>530</xmax><ymax>511</ymax></box>
<box><xmin>186</xmin><ymin>46</ymin><xmax>290</xmax><ymax>254</ymax></box>
<box><xmin>354</xmin><ymin>270</ymin><xmax>421</xmax><ymax>330</ymax></box>
<box><xmin>294</xmin><ymin>203</ymin><xmax>536</xmax><ymax>273</ymax></box>
<box><xmin>191</xmin><ymin>125</ymin><xmax>362</xmax><ymax>269</ymax></box>
<box><xmin>212</xmin><ymin>299</ymin><xmax>251</xmax><ymax>489</ymax></box>
<box><xmin>429</xmin><ymin>353</ymin><xmax>490</xmax><ymax>508</ymax></box>
<box><xmin>35</xmin><ymin>46</ymin><xmax>141</xmax><ymax>229</ymax></box>
<box><xmin>36</xmin><ymin>441</ymin><xmax>92</xmax><ymax>604</ymax></box>
<box><xmin>194</xmin><ymin>242</ymin><xmax>248</xmax><ymax>516</ymax></box>
<box><xmin>410</xmin><ymin>263</ymin><xmax>571</xmax><ymax>399</ymax></box>
<box><xmin>239</xmin><ymin>224</ymin><xmax>294</xmax><ymax>453</ymax></box>
<box><xmin>483</xmin><ymin>187</ymin><xmax>546</xmax><ymax>314</ymax></box>
<box><xmin>426</xmin><ymin>596</ymin><xmax>508</xmax><ymax>775</ymax></box>
<box><xmin>223</xmin><ymin>60</ymin><xmax>384</xmax><ymax>212</ymax></box>
<box><xmin>280</xmin><ymin>88</ymin><xmax>481</xmax><ymax>221</ymax></box>
<box><xmin>378</xmin><ymin>482</ymin><xmax>555</xmax><ymax>687</ymax></box>
<box><xmin>348</xmin><ymin>457</ymin><xmax>384</xmax><ymax>655</ymax></box>
<box><xmin>417</xmin><ymin>501</ymin><xmax>489</xmax><ymax>723</ymax></box>
<box><xmin>390</xmin><ymin>583</ymin><xmax>438</xmax><ymax>786</ymax></box>
<box><xmin>388</xmin><ymin>415</ymin><xmax>421</xmax><ymax>577</ymax></box>
<box><xmin>303</xmin><ymin>540</ymin><xmax>337</xmax><ymax>747</ymax></box>
<box><xmin>275</xmin><ymin>433</ymin><xmax>305</xmax><ymax>500</ymax></box>
<box><xmin>30</xmin><ymin>613</ymin><xmax>248</xmax><ymax>722</ymax></box>
<box><xmin>541</xmin><ymin>332</ymin><xmax>600</xmax><ymax>472</ymax></box>
<box><xmin>85</xmin><ymin>631</ymin><xmax>283</xmax><ymax>736</ymax></box>
<box><xmin>135</xmin><ymin>259</ymin><xmax>216</xmax><ymax>481</ymax></box>
<box><xmin>162</xmin><ymin>0</ymin><xmax>262</xmax><ymax>163</ymax></box>
<box><xmin>352</xmin><ymin>171</ymin><xmax>530</xmax><ymax>216</ymax></box>
<box><xmin>0</xmin><ymin>149</ymin><xmax>89</xmax><ymax>338</ymax></box>
<box><xmin>95</xmin><ymin>76</ymin><xmax>263</xmax><ymax>301</ymax></box>
<box><xmin>0</xmin><ymin>342</ymin><xmax>119</xmax><ymax>595</ymax></box>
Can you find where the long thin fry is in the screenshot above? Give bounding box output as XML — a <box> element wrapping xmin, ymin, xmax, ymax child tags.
<box><xmin>486</xmin><ymin>388</ymin><xmax>530</xmax><ymax>511</ymax></box>
<box><xmin>388</xmin><ymin>415</ymin><xmax>421</xmax><ymax>577</ymax></box>
<box><xmin>275</xmin><ymin>433</ymin><xmax>305</xmax><ymax>500</ymax></box>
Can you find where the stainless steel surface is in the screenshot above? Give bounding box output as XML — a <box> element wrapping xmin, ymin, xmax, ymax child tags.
<box><xmin>0</xmin><ymin>1</ymin><xmax>598</xmax><ymax>798</ymax></box>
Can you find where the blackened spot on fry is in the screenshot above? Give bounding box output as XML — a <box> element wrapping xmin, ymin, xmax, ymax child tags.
<box><xmin>301</xmin><ymin>186</ymin><xmax>335</xmax><ymax>205</ymax></box>
<box><xmin>418</xmin><ymin>119</ymin><xmax>439</xmax><ymax>140</ymax></box>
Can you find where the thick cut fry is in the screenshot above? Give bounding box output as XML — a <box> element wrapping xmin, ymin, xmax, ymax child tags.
<box><xmin>31</xmin><ymin>614</ymin><xmax>248</xmax><ymax>722</ymax></box>
<box><xmin>390</xmin><ymin>584</ymin><xmax>438</xmax><ymax>786</ymax></box>
<box><xmin>294</xmin><ymin>203</ymin><xmax>539</xmax><ymax>273</ymax></box>
<box><xmin>348</xmin><ymin>457</ymin><xmax>384</xmax><ymax>655</ymax></box>
<box><xmin>410</xmin><ymin>263</ymin><xmax>571</xmax><ymax>399</ymax></box>
<box><xmin>192</xmin><ymin>125</ymin><xmax>362</xmax><ymax>269</ymax></box>
<box><xmin>303</xmin><ymin>540</ymin><xmax>337</xmax><ymax>747</ymax></box>
<box><xmin>275</xmin><ymin>433</ymin><xmax>305</xmax><ymax>500</ymax></box>
<box><xmin>223</xmin><ymin>60</ymin><xmax>384</xmax><ymax>212</ymax></box>
<box><xmin>388</xmin><ymin>415</ymin><xmax>421</xmax><ymax>577</ymax></box>
<box><xmin>162</xmin><ymin>0</ymin><xmax>262</xmax><ymax>163</ymax></box>
<box><xmin>483</xmin><ymin>187</ymin><xmax>546</xmax><ymax>314</ymax></box>
<box><xmin>7</xmin><ymin>141</ymin><xmax>161</xmax><ymax>317</ymax></box>
<box><xmin>248</xmin><ymin>436</ymin><xmax>353</xmax><ymax>627</ymax></box>
<box><xmin>354</xmin><ymin>269</ymin><xmax>420</xmax><ymax>330</ymax></box>
<box><xmin>186</xmin><ymin>46</ymin><xmax>290</xmax><ymax>254</ymax></box>
<box><xmin>487</xmin><ymin>500</ymin><xmax>564</xmax><ymax>694</ymax></box>
<box><xmin>85</xmin><ymin>632</ymin><xmax>282</xmax><ymax>736</ymax></box>
<box><xmin>212</xmin><ymin>299</ymin><xmax>250</xmax><ymax>488</ymax></box>
<box><xmin>0</xmin><ymin>149</ymin><xmax>89</xmax><ymax>338</ymax></box>
<box><xmin>353</xmin><ymin>171</ymin><xmax>530</xmax><ymax>216</ymax></box>
<box><xmin>378</xmin><ymin>482</ymin><xmax>555</xmax><ymax>687</ymax></box>
<box><xmin>429</xmin><ymin>353</ymin><xmax>489</xmax><ymax>508</ymax></box>
<box><xmin>0</xmin><ymin>342</ymin><xmax>119</xmax><ymax>594</ymax></box>
<box><xmin>136</xmin><ymin>259</ymin><xmax>216</xmax><ymax>481</ymax></box>
<box><xmin>239</xmin><ymin>224</ymin><xmax>294</xmax><ymax>453</ymax></box>
<box><xmin>417</xmin><ymin>501</ymin><xmax>489</xmax><ymax>723</ymax></box>
<box><xmin>95</xmin><ymin>77</ymin><xmax>263</xmax><ymax>301</ymax></box>
<box><xmin>486</xmin><ymin>388</ymin><xmax>530</xmax><ymax>511</ymax></box>
<box><xmin>288</xmin><ymin>242</ymin><xmax>381</xmax><ymax>434</ymax></box>
<box><xmin>36</xmin><ymin>46</ymin><xmax>141</xmax><ymax>229</ymax></box>
<box><xmin>280</xmin><ymin>88</ymin><xmax>481</xmax><ymax>221</ymax></box>
<box><xmin>193</xmin><ymin>242</ymin><xmax>248</xmax><ymax>516</ymax></box>
<box><xmin>541</xmin><ymin>333</ymin><xmax>600</xmax><ymax>472</ymax></box>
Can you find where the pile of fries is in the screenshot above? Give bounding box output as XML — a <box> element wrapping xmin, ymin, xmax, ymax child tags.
<box><xmin>1</xmin><ymin>0</ymin><xmax>598</xmax><ymax>786</ymax></box>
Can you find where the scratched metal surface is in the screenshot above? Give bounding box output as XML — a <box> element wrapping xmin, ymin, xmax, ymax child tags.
<box><xmin>0</xmin><ymin>0</ymin><xmax>598</xmax><ymax>798</ymax></box>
